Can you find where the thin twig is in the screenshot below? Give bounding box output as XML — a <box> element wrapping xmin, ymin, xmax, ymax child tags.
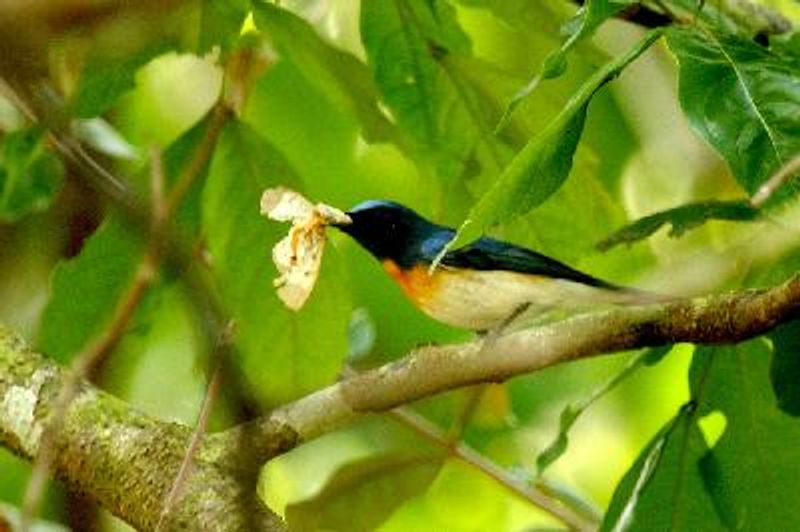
<box><xmin>163</xmin><ymin>103</ymin><xmax>231</xmax><ymax>219</ymax></box>
<box><xmin>0</xmin><ymin>326</ymin><xmax>284</xmax><ymax>531</ymax></box>
<box><xmin>230</xmin><ymin>268</ymin><xmax>800</xmax><ymax>463</ymax></box>
<box><xmin>150</xmin><ymin>145</ymin><xmax>167</xmax><ymax>227</ymax></box>
<box><xmin>445</xmin><ymin>385</ymin><xmax>489</xmax><ymax>442</ymax></box>
<box><xmin>751</xmin><ymin>153</ymin><xmax>800</xmax><ymax>208</ymax></box>
<box><xmin>19</xmin><ymin>210</ymin><xmax>160</xmax><ymax>531</ymax></box>
<box><xmin>389</xmin><ymin>407</ymin><xmax>597</xmax><ymax>532</ymax></box>
<box><xmin>155</xmin><ymin>362</ymin><xmax>225</xmax><ymax>531</ymax></box>
<box><xmin>19</xmin><ymin>256</ymin><xmax>157</xmax><ymax>530</ymax></box>
<box><xmin>18</xmin><ymin>99</ymin><xmax>234</xmax><ymax>529</ymax></box>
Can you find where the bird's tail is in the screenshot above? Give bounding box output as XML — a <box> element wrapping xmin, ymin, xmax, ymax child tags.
<box><xmin>558</xmin><ymin>279</ymin><xmax>676</xmax><ymax>308</ymax></box>
<box><xmin>600</xmin><ymin>284</ymin><xmax>677</xmax><ymax>306</ymax></box>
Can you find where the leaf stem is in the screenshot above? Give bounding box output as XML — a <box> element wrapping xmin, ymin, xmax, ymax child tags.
<box><xmin>751</xmin><ymin>153</ymin><xmax>800</xmax><ymax>208</ymax></box>
<box><xmin>389</xmin><ymin>407</ymin><xmax>598</xmax><ymax>532</ymax></box>
<box><xmin>155</xmin><ymin>359</ymin><xmax>225</xmax><ymax>531</ymax></box>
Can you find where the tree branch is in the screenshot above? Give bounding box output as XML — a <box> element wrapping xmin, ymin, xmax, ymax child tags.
<box><xmin>220</xmin><ymin>274</ymin><xmax>800</xmax><ymax>462</ymax></box>
<box><xmin>0</xmin><ymin>327</ymin><xmax>284</xmax><ymax>531</ymax></box>
<box><xmin>3</xmin><ymin>276</ymin><xmax>800</xmax><ymax>529</ymax></box>
<box><xmin>388</xmin><ymin>407</ymin><xmax>598</xmax><ymax>532</ymax></box>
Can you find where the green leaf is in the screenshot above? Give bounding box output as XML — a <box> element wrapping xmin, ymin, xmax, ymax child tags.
<box><xmin>36</xmin><ymin>116</ymin><xmax>213</xmax><ymax>363</ymax></box>
<box><xmin>252</xmin><ymin>2</ymin><xmax>395</xmax><ymax>144</ymax></box>
<box><xmin>0</xmin><ymin>127</ymin><xmax>64</xmax><ymax>223</ymax></box>
<box><xmin>691</xmin><ymin>343</ymin><xmax>800</xmax><ymax>530</ymax></box>
<box><xmin>665</xmin><ymin>0</ymin><xmax>791</xmax><ymax>36</ymax></box>
<box><xmin>642</xmin><ymin>345</ymin><xmax>672</xmax><ymax>366</ymax></box>
<box><xmin>198</xmin><ymin>0</ymin><xmax>249</xmax><ymax>53</ymax></box>
<box><xmin>536</xmin><ymin>404</ymin><xmax>580</xmax><ymax>475</ymax></box>
<box><xmin>37</xmin><ymin>217</ymin><xmax>143</xmax><ymax>363</ymax></box>
<box><xmin>666</xmin><ymin>27</ymin><xmax>800</xmax><ymax>202</ymax></box>
<box><xmin>596</xmin><ymin>200</ymin><xmax>760</xmax><ymax>251</ymax></box>
<box><xmin>361</xmin><ymin>0</ymin><xmax>508</xmax><ymax>181</ymax></box>
<box><xmin>105</xmin><ymin>283</ymin><xmax>209</xmax><ymax>424</ymax></box>
<box><xmin>285</xmin><ymin>452</ymin><xmax>443</xmax><ymax>532</ymax></box>
<box><xmin>447</xmin><ymin>29</ymin><xmax>663</xmax><ymax>250</ymax></box>
<box><xmin>536</xmin><ymin>348</ymin><xmax>662</xmax><ymax>474</ymax></box>
<box><xmin>0</xmin><ymin>503</ymin><xmax>68</xmax><ymax>532</ymax></box>
<box><xmin>202</xmin><ymin>120</ymin><xmax>350</xmax><ymax>404</ymax></box>
<box><xmin>769</xmin><ymin>320</ymin><xmax>800</xmax><ymax>416</ymax></box>
<box><xmin>602</xmin><ymin>403</ymin><xmax>724</xmax><ymax>531</ymax></box>
<box><xmin>71</xmin><ymin>42</ymin><xmax>171</xmax><ymax>118</ymax></box>
<box><xmin>497</xmin><ymin>0</ymin><xmax>635</xmax><ymax>130</ymax></box>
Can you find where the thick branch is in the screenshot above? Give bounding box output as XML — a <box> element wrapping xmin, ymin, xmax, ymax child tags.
<box><xmin>0</xmin><ymin>327</ymin><xmax>283</xmax><ymax>531</ymax></box>
<box><xmin>3</xmin><ymin>276</ymin><xmax>799</xmax><ymax>528</ymax></box>
<box><xmin>222</xmin><ymin>274</ymin><xmax>800</xmax><ymax>462</ymax></box>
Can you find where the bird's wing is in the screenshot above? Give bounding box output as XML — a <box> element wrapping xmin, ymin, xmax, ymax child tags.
<box><xmin>441</xmin><ymin>236</ymin><xmax>619</xmax><ymax>290</ymax></box>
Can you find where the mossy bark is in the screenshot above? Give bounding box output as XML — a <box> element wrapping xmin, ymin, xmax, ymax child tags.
<box><xmin>0</xmin><ymin>326</ymin><xmax>284</xmax><ymax>531</ymax></box>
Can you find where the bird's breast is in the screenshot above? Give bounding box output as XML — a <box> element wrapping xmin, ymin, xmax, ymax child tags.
<box><xmin>381</xmin><ymin>260</ymin><xmax>559</xmax><ymax>330</ymax></box>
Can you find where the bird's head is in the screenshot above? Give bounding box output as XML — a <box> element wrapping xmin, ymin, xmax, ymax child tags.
<box><xmin>333</xmin><ymin>200</ymin><xmax>438</xmax><ymax>264</ymax></box>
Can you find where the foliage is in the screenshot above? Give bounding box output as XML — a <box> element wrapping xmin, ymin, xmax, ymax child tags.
<box><xmin>447</xmin><ymin>29</ymin><xmax>662</xmax><ymax>250</ymax></box>
<box><xmin>0</xmin><ymin>127</ymin><xmax>64</xmax><ymax>222</ymax></box>
<box><xmin>285</xmin><ymin>452</ymin><xmax>444</xmax><ymax>531</ymax></box>
<box><xmin>666</xmin><ymin>26</ymin><xmax>800</xmax><ymax>202</ymax></box>
<box><xmin>0</xmin><ymin>0</ymin><xmax>799</xmax><ymax>530</ymax></box>
<box><xmin>769</xmin><ymin>320</ymin><xmax>800</xmax><ymax>416</ymax></box>
<box><xmin>202</xmin><ymin>120</ymin><xmax>351</xmax><ymax>403</ymax></box>
<box><xmin>596</xmin><ymin>200</ymin><xmax>760</xmax><ymax>250</ymax></box>
<box><xmin>496</xmin><ymin>0</ymin><xmax>636</xmax><ymax>129</ymax></box>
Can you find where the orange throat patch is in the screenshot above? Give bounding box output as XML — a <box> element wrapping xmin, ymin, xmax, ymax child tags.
<box><xmin>381</xmin><ymin>260</ymin><xmax>440</xmax><ymax>307</ymax></box>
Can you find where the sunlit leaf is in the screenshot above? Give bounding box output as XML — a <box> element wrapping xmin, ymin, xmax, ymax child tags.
<box><xmin>361</xmin><ymin>0</ymin><xmax>509</xmax><ymax>181</ymax></box>
<box><xmin>125</xmin><ymin>52</ymin><xmax>223</xmax><ymax>148</ymax></box>
<box><xmin>454</xmin><ymin>0</ymin><xmax>568</xmax><ymax>31</ymax></box>
<box><xmin>0</xmin><ymin>127</ymin><xmax>64</xmax><ymax>223</ymax></box>
<box><xmin>285</xmin><ymin>452</ymin><xmax>443</xmax><ymax>532</ymax></box>
<box><xmin>71</xmin><ymin>43</ymin><xmax>172</xmax><ymax>118</ymax></box>
<box><xmin>602</xmin><ymin>403</ymin><xmax>724</xmax><ymax>531</ymax></box>
<box><xmin>252</xmin><ymin>2</ymin><xmax>395</xmax><ymax>144</ymax></box>
<box><xmin>691</xmin><ymin>343</ymin><xmax>800</xmax><ymax>530</ymax></box>
<box><xmin>666</xmin><ymin>27</ymin><xmax>800</xmax><ymax>203</ymax></box>
<box><xmin>198</xmin><ymin>0</ymin><xmax>249</xmax><ymax>53</ymax></box>
<box><xmin>769</xmin><ymin>320</ymin><xmax>800</xmax><ymax>416</ymax></box>
<box><xmin>596</xmin><ymin>200</ymin><xmax>760</xmax><ymax>251</ymax></box>
<box><xmin>202</xmin><ymin>120</ymin><xmax>350</xmax><ymax>404</ymax></box>
<box><xmin>447</xmin><ymin>29</ymin><xmax>663</xmax><ymax>250</ymax></box>
<box><xmin>666</xmin><ymin>0</ymin><xmax>791</xmax><ymax>36</ymax></box>
<box><xmin>497</xmin><ymin>0</ymin><xmax>635</xmax><ymax>130</ymax></box>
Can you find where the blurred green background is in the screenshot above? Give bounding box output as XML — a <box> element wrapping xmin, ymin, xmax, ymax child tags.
<box><xmin>0</xmin><ymin>0</ymin><xmax>798</xmax><ymax>530</ymax></box>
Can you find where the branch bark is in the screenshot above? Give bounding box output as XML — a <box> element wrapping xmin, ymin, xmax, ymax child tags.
<box><xmin>0</xmin><ymin>327</ymin><xmax>283</xmax><ymax>531</ymax></box>
<box><xmin>2</xmin><ymin>275</ymin><xmax>799</xmax><ymax>529</ymax></box>
<box><xmin>219</xmin><ymin>274</ymin><xmax>800</xmax><ymax>462</ymax></box>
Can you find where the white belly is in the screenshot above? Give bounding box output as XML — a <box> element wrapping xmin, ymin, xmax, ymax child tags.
<box><xmin>418</xmin><ymin>269</ymin><xmax>595</xmax><ymax>331</ymax></box>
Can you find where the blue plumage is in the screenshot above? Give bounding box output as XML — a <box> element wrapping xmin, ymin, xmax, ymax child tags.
<box><xmin>341</xmin><ymin>200</ymin><xmax>617</xmax><ymax>289</ymax></box>
<box><xmin>334</xmin><ymin>200</ymin><xmax>646</xmax><ymax>329</ymax></box>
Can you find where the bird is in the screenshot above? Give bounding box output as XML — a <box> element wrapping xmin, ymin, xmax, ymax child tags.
<box><xmin>333</xmin><ymin>200</ymin><xmax>660</xmax><ymax>332</ymax></box>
